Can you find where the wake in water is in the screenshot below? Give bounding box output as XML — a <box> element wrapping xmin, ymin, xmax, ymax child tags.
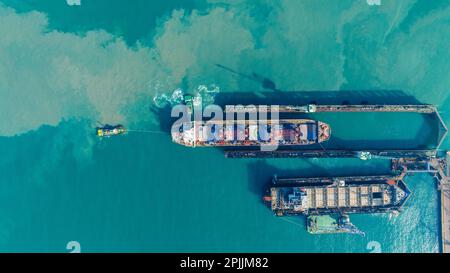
<box><xmin>152</xmin><ymin>84</ymin><xmax>220</xmax><ymax>109</ymax></box>
<box><xmin>93</xmin><ymin>85</ymin><xmax>221</xmax><ymax>137</ymax></box>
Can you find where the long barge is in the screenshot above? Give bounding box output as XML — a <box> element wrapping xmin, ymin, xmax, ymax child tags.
<box><xmin>264</xmin><ymin>174</ymin><xmax>411</xmax><ymax>216</ymax></box>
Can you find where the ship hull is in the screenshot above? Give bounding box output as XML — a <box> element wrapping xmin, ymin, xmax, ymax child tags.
<box><xmin>265</xmin><ymin>174</ymin><xmax>411</xmax><ymax>216</ymax></box>
<box><xmin>172</xmin><ymin>119</ymin><xmax>331</xmax><ymax>147</ymax></box>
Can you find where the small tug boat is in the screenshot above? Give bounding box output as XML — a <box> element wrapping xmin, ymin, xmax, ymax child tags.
<box><xmin>307</xmin><ymin>214</ymin><xmax>365</xmax><ymax>236</ymax></box>
<box><xmin>96</xmin><ymin>124</ymin><xmax>127</xmax><ymax>138</ymax></box>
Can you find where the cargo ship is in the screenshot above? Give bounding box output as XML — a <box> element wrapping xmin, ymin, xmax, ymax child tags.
<box><xmin>263</xmin><ymin>174</ymin><xmax>411</xmax><ymax>216</ymax></box>
<box><xmin>172</xmin><ymin>119</ymin><xmax>331</xmax><ymax>147</ymax></box>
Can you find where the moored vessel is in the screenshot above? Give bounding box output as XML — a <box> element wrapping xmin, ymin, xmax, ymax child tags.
<box><xmin>172</xmin><ymin>119</ymin><xmax>331</xmax><ymax>147</ymax></box>
<box><xmin>264</xmin><ymin>174</ymin><xmax>411</xmax><ymax>216</ymax></box>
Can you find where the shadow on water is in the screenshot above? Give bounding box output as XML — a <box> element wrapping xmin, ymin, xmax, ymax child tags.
<box><xmin>246</xmin><ymin>159</ymin><xmax>327</xmax><ymax>198</ymax></box>
<box><xmin>150</xmin><ymin>105</ymin><xmax>174</xmax><ymax>134</ymax></box>
<box><xmin>214</xmin><ymin>65</ymin><xmax>426</xmax><ymax>102</ymax></box>
<box><xmin>212</xmin><ymin>90</ymin><xmax>423</xmax><ymax>106</ymax></box>
<box><xmin>215</xmin><ymin>64</ymin><xmax>281</xmax><ymax>92</ymax></box>
<box><xmin>246</xmin><ymin>159</ymin><xmax>392</xmax><ymax>198</ymax></box>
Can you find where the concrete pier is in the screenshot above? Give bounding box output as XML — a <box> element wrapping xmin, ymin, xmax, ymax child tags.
<box><xmin>440</xmin><ymin>152</ymin><xmax>450</xmax><ymax>253</ymax></box>
<box><xmin>225</xmin><ymin>149</ymin><xmax>437</xmax><ymax>159</ymax></box>
<box><xmin>392</xmin><ymin>153</ymin><xmax>450</xmax><ymax>253</ymax></box>
<box><xmin>442</xmin><ymin>182</ymin><xmax>450</xmax><ymax>253</ymax></box>
<box><xmin>226</xmin><ymin>104</ymin><xmax>437</xmax><ymax>114</ymax></box>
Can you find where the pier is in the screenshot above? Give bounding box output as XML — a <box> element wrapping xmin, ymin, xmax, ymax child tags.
<box><xmin>225</xmin><ymin>149</ymin><xmax>437</xmax><ymax>159</ymax></box>
<box><xmin>440</xmin><ymin>153</ymin><xmax>450</xmax><ymax>253</ymax></box>
<box><xmin>391</xmin><ymin>153</ymin><xmax>450</xmax><ymax>253</ymax></box>
<box><xmin>227</xmin><ymin>104</ymin><xmax>437</xmax><ymax>114</ymax></box>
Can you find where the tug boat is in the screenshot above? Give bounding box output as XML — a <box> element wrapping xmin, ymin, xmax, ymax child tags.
<box><xmin>96</xmin><ymin>124</ymin><xmax>127</xmax><ymax>138</ymax></box>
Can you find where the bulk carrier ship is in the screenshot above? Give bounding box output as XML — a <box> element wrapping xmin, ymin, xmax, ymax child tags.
<box><xmin>172</xmin><ymin>119</ymin><xmax>331</xmax><ymax>147</ymax></box>
<box><xmin>263</xmin><ymin>174</ymin><xmax>411</xmax><ymax>236</ymax></box>
<box><xmin>264</xmin><ymin>174</ymin><xmax>411</xmax><ymax>216</ymax></box>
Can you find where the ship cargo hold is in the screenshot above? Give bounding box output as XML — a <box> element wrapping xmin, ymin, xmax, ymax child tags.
<box><xmin>172</xmin><ymin>119</ymin><xmax>331</xmax><ymax>147</ymax></box>
<box><xmin>264</xmin><ymin>174</ymin><xmax>411</xmax><ymax>216</ymax></box>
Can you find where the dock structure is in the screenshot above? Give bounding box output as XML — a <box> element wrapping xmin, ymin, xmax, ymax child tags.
<box><xmin>225</xmin><ymin>149</ymin><xmax>437</xmax><ymax>159</ymax></box>
<box><xmin>226</xmin><ymin>104</ymin><xmax>437</xmax><ymax>114</ymax></box>
<box><xmin>312</xmin><ymin>105</ymin><xmax>436</xmax><ymax>113</ymax></box>
<box><xmin>442</xmin><ymin>182</ymin><xmax>450</xmax><ymax>253</ymax></box>
<box><xmin>440</xmin><ymin>152</ymin><xmax>450</xmax><ymax>253</ymax></box>
<box><xmin>391</xmin><ymin>153</ymin><xmax>450</xmax><ymax>253</ymax></box>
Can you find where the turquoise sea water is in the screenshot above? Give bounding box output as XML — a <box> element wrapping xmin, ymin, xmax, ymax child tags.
<box><xmin>0</xmin><ymin>0</ymin><xmax>449</xmax><ymax>252</ymax></box>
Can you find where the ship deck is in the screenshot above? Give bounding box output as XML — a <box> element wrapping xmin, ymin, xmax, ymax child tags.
<box><xmin>307</xmin><ymin>215</ymin><xmax>341</xmax><ymax>234</ymax></box>
<box><xmin>442</xmin><ymin>182</ymin><xmax>450</xmax><ymax>253</ymax></box>
<box><xmin>303</xmin><ymin>184</ymin><xmax>389</xmax><ymax>209</ymax></box>
<box><xmin>271</xmin><ymin>175</ymin><xmax>409</xmax><ymax>214</ymax></box>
